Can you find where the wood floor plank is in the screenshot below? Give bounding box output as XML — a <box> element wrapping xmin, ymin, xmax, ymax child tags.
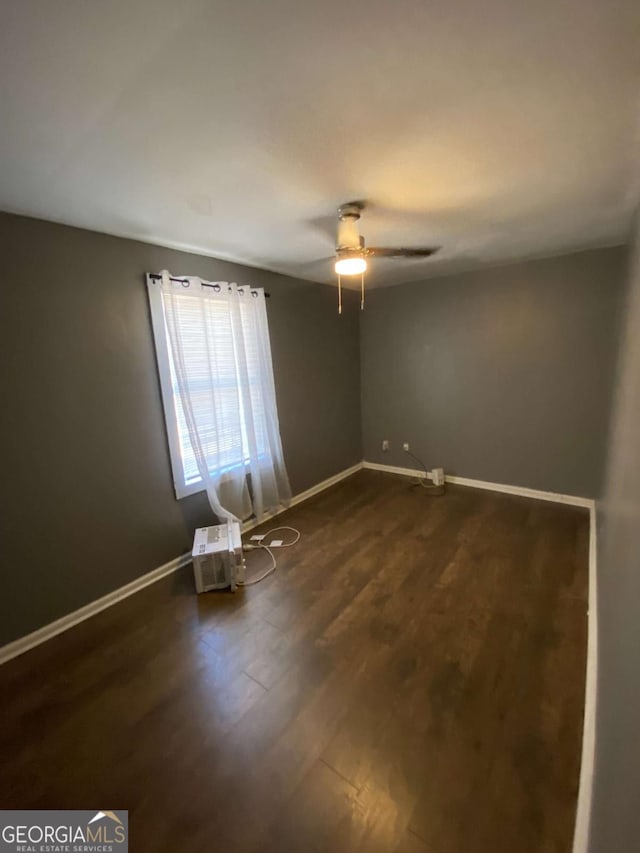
<box><xmin>0</xmin><ymin>470</ymin><xmax>588</xmax><ymax>852</ymax></box>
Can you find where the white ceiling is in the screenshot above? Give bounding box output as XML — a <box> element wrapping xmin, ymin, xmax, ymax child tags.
<box><xmin>0</xmin><ymin>0</ymin><xmax>638</xmax><ymax>287</ymax></box>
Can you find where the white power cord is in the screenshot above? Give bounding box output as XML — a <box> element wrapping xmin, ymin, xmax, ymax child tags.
<box><xmin>238</xmin><ymin>544</ymin><xmax>277</xmax><ymax>586</ymax></box>
<box><xmin>238</xmin><ymin>526</ymin><xmax>301</xmax><ymax>586</ymax></box>
<box><xmin>405</xmin><ymin>449</ymin><xmax>445</xmax><ymax>496</ymax></box>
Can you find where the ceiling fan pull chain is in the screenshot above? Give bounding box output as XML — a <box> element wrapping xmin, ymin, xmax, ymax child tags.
<box><xmin>338</xmin><ymin>273</ymin><xmax>342</xmax><ymax>315</ymax></box>
<box><xmin>361</xmin><ymin>272</ymin><xmax>365</xmax><ymax>311</ymax></box>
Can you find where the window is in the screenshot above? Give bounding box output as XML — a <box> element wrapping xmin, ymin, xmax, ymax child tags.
<box><xmin>146</xmin><ymin>273</ymin><xmax>279</xmax><ymax>501</ymax></box>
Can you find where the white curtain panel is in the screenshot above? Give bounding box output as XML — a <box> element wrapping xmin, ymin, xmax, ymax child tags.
<box><xmin>157</xmin><ymin>271</ymin><xmax>291</xmax><ymax>522</ymax></box>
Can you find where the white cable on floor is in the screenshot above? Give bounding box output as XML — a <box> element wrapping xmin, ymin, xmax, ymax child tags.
<box><xmin>256</xmin><ymin>526</ymin><xmax>301</xmax><ymax>547</ymax></box>
<box><xmin>237</xmin><ymin>526</ymin><xmax>301</xmax><ymax>586</ymax></box>
<box><xmin>237</xmin><ymin>544</ymin><xmax>277</xmax><ymax>586</ymax></box>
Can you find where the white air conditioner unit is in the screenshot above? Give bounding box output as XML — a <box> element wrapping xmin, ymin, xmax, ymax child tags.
<box><xmin>192</xmin><ymin>521</ymin><xmax>245</xmax><ymax>593</ymax></box>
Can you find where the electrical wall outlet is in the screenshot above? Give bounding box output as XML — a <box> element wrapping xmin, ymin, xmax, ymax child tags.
<box><xmin>403</xmin><ymin>442</ymin><xmax>410</xmax><ymax>452</ymax></box>
<box><xmin>382</xmin><ymin>439</ymin><xmax>389</xmax><ymax>451</ymax></box>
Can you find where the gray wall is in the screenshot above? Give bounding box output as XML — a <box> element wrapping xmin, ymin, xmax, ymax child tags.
<box><xmin>0</xmin><ymin>213</ymin><xmax>361</xmax><ymax>646</ymax></box>
<box><xmin>360</xmin><ymin>247</ymin><xmax>628</xmax><ymax>497</ymax></box>
<box><xmin>0</xmin><ymin>212</ymin><xmax>629</xmax><ymax>649</ymax></box>
<box><xmin>589</xmin><ymin>219</ymin><xmax>640</xmax><ymax>853</ymax></box>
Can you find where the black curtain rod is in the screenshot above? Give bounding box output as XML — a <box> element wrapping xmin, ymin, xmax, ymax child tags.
<box><xmin>148</xmin><ymin>272</ymin><xmax>270</xmax><ymax>297</ymax></box>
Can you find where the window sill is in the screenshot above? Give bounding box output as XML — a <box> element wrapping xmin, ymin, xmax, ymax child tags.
<box><xmin>173</xmin><ymin>455</ymin><xmax>269</xmax><ymax>500</ymax></box>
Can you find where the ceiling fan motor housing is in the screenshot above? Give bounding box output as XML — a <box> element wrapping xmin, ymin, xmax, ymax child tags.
<box><xmin>337</xmin><ymin>203</ymin><xmax>364</xmax><ymax>251</ymax></box>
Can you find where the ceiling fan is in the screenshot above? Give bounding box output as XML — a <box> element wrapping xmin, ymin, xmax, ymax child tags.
<box><xmin>332</xmin><ymin>202</ymin><xmax>440</xmax><ymax>313</ymax></box>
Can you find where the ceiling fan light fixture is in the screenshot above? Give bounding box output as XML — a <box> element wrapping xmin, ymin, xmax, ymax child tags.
<box><xmin>331</xmin><ymin>200</ymin><xmax>441</xmax><ymax>313</ymax></box>
<box><xmin>335</xmin><ymin>255</ymin><xmax>367</xmax><ymax>275</ymax></box>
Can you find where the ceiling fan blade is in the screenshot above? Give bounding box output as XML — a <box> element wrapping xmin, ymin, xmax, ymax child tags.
<box><xmin>366</xmin><ymin>247</ymin><xmax>440</xmax><ymax>258</ymax></box>
<box><xmin>294</xmin><ymin>256</ymin><xmax>335</xmax><ymax>281</ymax></box>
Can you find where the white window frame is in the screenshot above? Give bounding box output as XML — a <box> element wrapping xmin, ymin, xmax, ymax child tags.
<box><xmin>147</xmin><ymin>274</ymin><xmax>265</xmax><ymax>500</ymax></box>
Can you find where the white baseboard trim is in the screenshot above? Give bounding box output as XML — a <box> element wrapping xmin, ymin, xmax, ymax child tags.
<box><xmin>362</xmin><ymin>460</ymin><xmax>594</xmax><ymax>509</ymax></box>
<box><xmin>362</xmin><ymin>460</ymin><xmax>428</xmax><ymax>480</ymax></box>
<box><xmin>241</xmin><ymin>462</ymin><xmax>364</xmax><ymax>534</ymax></box>
<box><xmin>289</xmin><ymin>462</ymin><xmax>364</xmax><ymax>507</ymax></box>
<box><xmin>0</xmin><ymin>551</ymin><xmax>193</xmax><ymax>666</ymax></box>
<box><xmin>0</xmin><ymin>462</ymin><xmax>364</xmax><ymax>666</ymax></box>
<box><xmin>572</xmin><ymin>503</ymin><xmax>599</xmax><ymax>853</ymax></box>
<box><xmin>446</xmin><ymin>474</ymin><xmax>594</xmax><ymax>509</ymax></box>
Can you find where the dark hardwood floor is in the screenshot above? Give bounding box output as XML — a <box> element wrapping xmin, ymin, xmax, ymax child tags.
<box><xmin>0</xmin><ymin>470</ymin><xmax>588</xmax><ymax>852</ymax></box>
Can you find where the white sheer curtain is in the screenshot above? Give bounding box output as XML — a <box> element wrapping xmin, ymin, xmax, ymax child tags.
<box><xmin>154</xmin><ymin>271</ymin><xmax>291</xmax><ymax>522</ymax></box>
